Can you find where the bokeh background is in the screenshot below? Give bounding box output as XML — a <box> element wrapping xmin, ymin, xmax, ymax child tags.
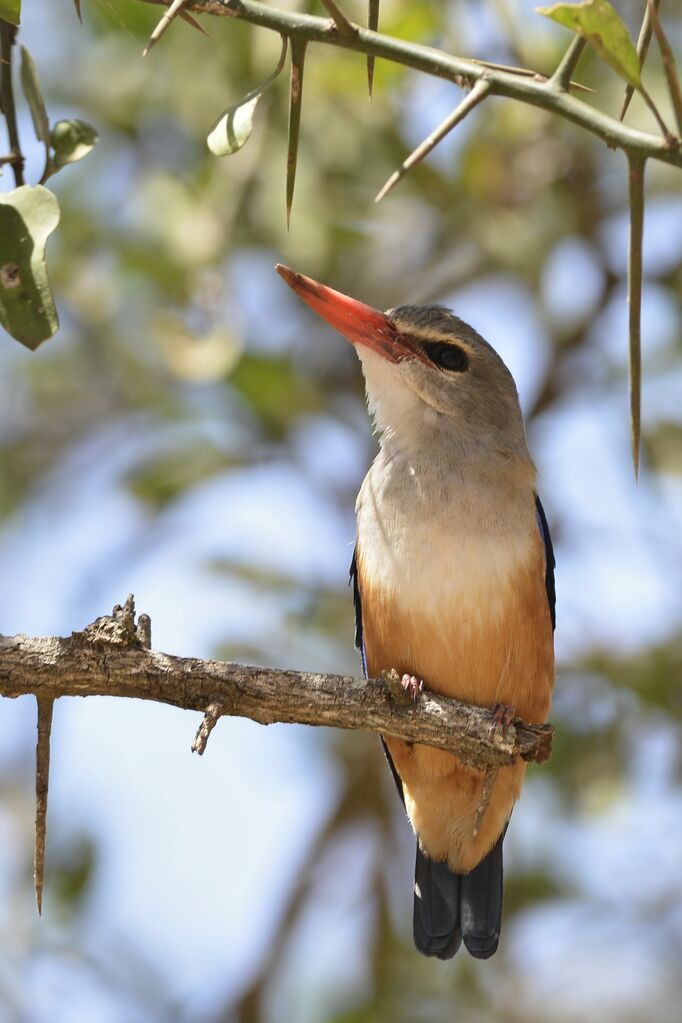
<box><xmin>1</xmin><ymin>1</ymin><xmax>681</xmax><ymax>1020</ymax></box>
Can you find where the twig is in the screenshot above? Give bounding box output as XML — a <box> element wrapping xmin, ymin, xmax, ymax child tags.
<box><xmin>620</xmin><ymin>0</ymin><xmax>661</xmax><ymax>121</ymax></box>
<box><xmin>647</xmin><ymin>0</ymin><xmax>682</xmax><ymax>136</ymax></box>
<box><xmin>0</xmin><ymin>20</ymin><xmax>25</xmax><ymax>187</ymax></box>
<box><xmin>627</xmin><ymin>154</ymin><xmax>646</xmax><ymax>480</ymax></box>
<box><xmin>34</xmin><ymin>696</ymin><xmax>54</xmax><ymax>915</ymax></box>
<box><xmin>375</xmin><ymin>78</ymin><xmax>491</xmax><ymax>203</ymax></box>
<box><xmin>192</xmin><ymin>701</ymin><xmax>224</xmax><ymax>754</ymax></box>
<box><xmin>0</xmin><ymin>598</ymin><xmax>554</xmax><ymax>771</ymax></box>
<box><xmin>137</xmin><ymin>613</ymin><xmax>152</xmax><ymax>648</ymax></box>
<box><xmin>549</xmin><ymin>34</ymin><xmax>587</xmax><ymax>92</ymax></box>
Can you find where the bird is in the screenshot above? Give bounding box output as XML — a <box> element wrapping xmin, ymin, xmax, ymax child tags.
<box><xmin>276</xmin><ymin>264</ymin><xmax>556</xmax><ymax>960</ymax></box>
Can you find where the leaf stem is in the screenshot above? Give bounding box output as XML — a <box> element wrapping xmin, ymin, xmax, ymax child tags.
<box><xmin>0</xmin><ymin>20</ymin><xmax>25</xmax><ymax>187</ymax></box>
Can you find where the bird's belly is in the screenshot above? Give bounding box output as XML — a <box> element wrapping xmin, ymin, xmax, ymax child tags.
<box><xmin>356</xmin><ymin>523</ymin><xmax>553</xmax><ymax>719</ymax></box>
<box><xmin>356</xmin><ymin>517</ymin><xmax>554</xmax><ymax>871</ymax></box>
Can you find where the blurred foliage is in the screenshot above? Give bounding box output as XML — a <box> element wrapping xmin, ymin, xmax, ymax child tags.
<box><xmin>0</xmin><ymin>1</ymin><xmax>681</xmax><ymax>1022</ymax></box>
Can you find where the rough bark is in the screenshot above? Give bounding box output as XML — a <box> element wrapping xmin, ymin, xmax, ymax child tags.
<box><xmin>0</xmin><ymin>596</ymin><xmax>552</xmax><ymax>770</ymax></box>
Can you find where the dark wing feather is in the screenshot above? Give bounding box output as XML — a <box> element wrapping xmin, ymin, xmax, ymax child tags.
<box><xmin>350</xmin><ymin>548</ymin><xmax>405</xmax><ymax>805</ymax></box>
<box><xmin>535</xmin><ymin>494</ymin><xmax>556</xmax><ymax>631</ymax></box>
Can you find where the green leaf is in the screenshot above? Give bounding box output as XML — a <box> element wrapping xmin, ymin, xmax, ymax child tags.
<box><xmin>0</xmin><ymin>185</ymin><xmax>60</xmax><ymax>350</ymax></box>
<box><xmin>0</xmin><ymin>0</ymin><xmax>21</xmax><ymax>26</ymax></box>
<box><xmin>207</xmin><ymin>35</ymin><xmax>287</xmax><ymax>158</ymax></box>
<box><xmin>20</xmin><ymin>46</ymin><xmax>50</xmax><ymax>147</ymax></box>
<box><xmin>207</xmin><ymin>94</ymin><xmax>260</xmax><ymax>157</ymax></box>
<box><xmin>537</xmin><ymin>0</ymin><xmax>641</xmax><ymax>88</ymax></box>
<box><xmin>50</xmin><ymin>119</ymin><xmax>98</xmax><ymax>169</ymax></box>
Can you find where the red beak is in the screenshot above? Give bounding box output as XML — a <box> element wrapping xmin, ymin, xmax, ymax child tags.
<box><xmin>275</xmin><ymin>264</ymin><xmax>415</xmax><ymax>363</ymax></box>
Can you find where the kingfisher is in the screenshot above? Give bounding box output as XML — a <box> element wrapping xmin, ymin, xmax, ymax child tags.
<box><xmin>276</xmin><ymin>264</ymin><xmax>556</xmax><ymax>960</ymax></box>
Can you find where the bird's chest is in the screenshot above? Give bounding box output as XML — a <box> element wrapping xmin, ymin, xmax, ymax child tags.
<box><xmin>355</xmin><ymin>460</ymin><xmax>551</xmax><ymax>715</ymax></box>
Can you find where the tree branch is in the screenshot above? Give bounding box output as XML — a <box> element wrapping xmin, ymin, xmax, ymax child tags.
<box><xmin>0</xmin><ymin>596</ymin><xmax>553</xmax><ymax>770</ymax></box>
<box><xmin>133</xmin><ymin>0</ymin><xmax>682</xmax><ymax>167</ymax></box>
<box><xmin>0</xmin><ymin>19</ymin><xmax>25</xmax><ymax>187</ymax></box>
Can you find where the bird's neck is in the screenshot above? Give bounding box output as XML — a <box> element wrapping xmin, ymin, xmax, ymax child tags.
<box><xmin>375</xmin><ymin>409</ymin><xmax>536</xmax><ymax>487</ymax></box>
<box><xmin>368</xmin><ymin>443</ymin><xmax>536</xmax><ymax>513</ymax></box>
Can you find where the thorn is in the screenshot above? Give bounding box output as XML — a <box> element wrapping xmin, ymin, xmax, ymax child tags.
<box><xmin>367</xmin><ymin>0</ymin><xmax>380</xmax><ymax>98</ymax></box>
<box><xmin>192</xmin><ymin>702</ymin><xmax>223</xmax><ymax>755</ymax></box>
<box><xmin>320</xmin><ymin>1</ymin><xmax>357</xmax><ymax>40</ymax></box>
<box><xmin>179</xmin><ymin>11</ymin><xmax>210</xmax><ymax>39</ymax></box>
<box><xmin>627</xmin><ymin>155</ymin><xmax>646</xmax><ymax>481</ymax></box>
<box><xmin>286</xmin><ymin>37</ymin><xmax>307</xmax><ymax>228</ymax></box>
<box><xmin>375</xmin><ymin>79</ymin><xmax>490</xmax><ymax>203</ymax></box>
<box><xmin>34</xmin><ymin>696</ymin><xmax>55</xmax><ymax>915</ymax></box>
<box><xmin>143</xmin><ymin>0</ymin><xmax>188</xmax><ymax>58</ymax></box>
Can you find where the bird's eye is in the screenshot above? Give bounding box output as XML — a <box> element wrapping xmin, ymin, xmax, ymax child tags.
<box><xmin>423</xmin><ymin>342</ymin><xmax>469</xmax><ymax>372</ymax></box>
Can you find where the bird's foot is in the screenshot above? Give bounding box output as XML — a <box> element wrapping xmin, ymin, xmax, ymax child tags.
<box><xmin>401</xmin><ymin>674</ymin><xmax>424</xmax><ymax>706</ymax></box>
<box><xmin>490</xmin><ymin>703</ymin><xmax>515</xmax><ymax>738</ymax></box>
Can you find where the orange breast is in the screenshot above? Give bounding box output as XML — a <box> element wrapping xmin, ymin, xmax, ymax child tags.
<box><xmin>356</xmin><ymin>532</ymin><xmax>554</xmax><ymax>871</ymax></box>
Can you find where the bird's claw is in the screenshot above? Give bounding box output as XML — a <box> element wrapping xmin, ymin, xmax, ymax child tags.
<box><xmin>490</xmin><ymin>703</ymin><xmax>515</xmax><ymax>738</ymax></box>
<box><xmin>401</xmin><ymin>674</ymin><xmax>424</xmax><ymax>706</ymax></box>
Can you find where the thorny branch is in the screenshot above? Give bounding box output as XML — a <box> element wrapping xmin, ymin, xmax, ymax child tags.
<box><xmin>137</xmin><ymin>0</ymin><xmax>681</xmax><ymax>166</ymax></box>
<box><xmin>0</xmin><ymin>596</ymin><xmax>553</xmax><ymax>909</ymax></box>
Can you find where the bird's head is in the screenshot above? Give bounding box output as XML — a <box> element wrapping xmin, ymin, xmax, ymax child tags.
<box><xmin>276</xmin><ymin>265</ymin><xmax>531</xmax><ymax>467</ymax></box>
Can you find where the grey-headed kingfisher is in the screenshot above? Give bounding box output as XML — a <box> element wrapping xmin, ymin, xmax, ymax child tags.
<box><xmin>276</xmin><ymin>264</ymin><xmax>556</xmax><ymax>960</ymax></box>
